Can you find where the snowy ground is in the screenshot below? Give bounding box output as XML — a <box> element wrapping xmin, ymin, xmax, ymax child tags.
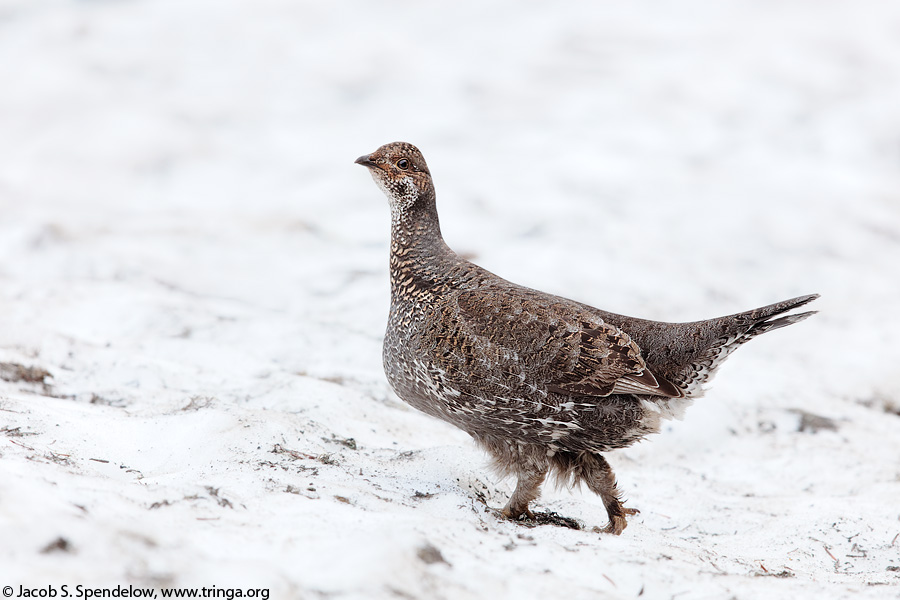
<box><xmin>2</xmin><ymin>1</ymin><xmax>900</xmax><ymax>598</ymax></box>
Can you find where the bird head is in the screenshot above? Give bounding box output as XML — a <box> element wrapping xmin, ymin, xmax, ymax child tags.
<box><xmin>355</xmin><ymin>142</ymin><xmax>433</xmax><ymax>215</ymax></box>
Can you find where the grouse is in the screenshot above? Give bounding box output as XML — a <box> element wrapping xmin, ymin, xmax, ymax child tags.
<box><xmin>355</xmin><ymin>141</ymin><xmax>817</xmax><ymax>534</ymax></box>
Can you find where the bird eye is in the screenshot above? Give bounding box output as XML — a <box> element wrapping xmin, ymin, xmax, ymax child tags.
<box><xmin>396</xmin><ymin>158</ymin><xmax>410</xmax><ymax>170</ymax></box>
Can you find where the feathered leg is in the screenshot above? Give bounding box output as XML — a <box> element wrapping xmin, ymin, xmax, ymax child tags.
<box><xmin>580</xmin><ymin>453</ymin><xmax>639</xmax><ymax>535</ymax></box>
<box><xmin>501</xmin><ymin>465</ymin><xmax>547</xmax><ymax>520</ymax></box>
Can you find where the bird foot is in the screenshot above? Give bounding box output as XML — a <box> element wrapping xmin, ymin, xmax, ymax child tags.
<box><xmin>500</xmin><ymin>506</ymin><xmax>535</xmax><ymax>521</ymax></box>
<box><xmin>600</xmin><ymin>507</ymin><xmax>640</xmax><ymax>535</ymax></box>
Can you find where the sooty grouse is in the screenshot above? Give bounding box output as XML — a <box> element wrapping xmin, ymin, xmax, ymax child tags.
<box><xmin>356</xmin><ymin>141</ymin><xmax>817</xmax><ymax>534</ymax></box>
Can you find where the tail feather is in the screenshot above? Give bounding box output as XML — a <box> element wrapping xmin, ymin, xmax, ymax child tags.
<box><xmin>748</xmin><ymin>308</ymin><xmax>818</xmax><ymax>336</ymax></box>
<box><xmin>672</xmin><ymin>293</ymin><xmax>819</xmax><ymax>397</ymax></box>
<box><xmin>739</xmin><ymin>293</ymin><xmax>819</xmax><ymax>337</ymax></box>
<box><xmin>734</xmin><ymin>293</ymin><xmax>820</xmax><ymax>324</ymax></box>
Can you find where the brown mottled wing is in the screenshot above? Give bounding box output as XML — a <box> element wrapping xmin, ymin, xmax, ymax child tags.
<box><xmin>454</xmin><ymin>287</ymin><xmax>682</xmax><ymax>399</ymax></box>
<box><xmin>547</xmin><ymin>325</ymin><xmax>683</xmax><ymax>398</ymax></box>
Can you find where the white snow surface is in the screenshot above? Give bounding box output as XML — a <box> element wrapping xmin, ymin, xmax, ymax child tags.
<box><xmin>2</xmin><ymin>1</ymin><xmax>900</xmax><ymax>598</ymax></box>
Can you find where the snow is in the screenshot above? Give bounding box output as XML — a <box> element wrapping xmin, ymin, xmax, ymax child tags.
<box><xmin>2</xmin><ymin>0</ymin><xmax>900</xmax><ymax>598</ymax></box>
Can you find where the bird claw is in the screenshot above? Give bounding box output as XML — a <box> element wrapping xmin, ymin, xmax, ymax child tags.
<box><xmin>601</xmin><ymin>507</ymin><xmax>640</xmax><ymax>535</ymax></box>
<box><xmin>501</xmin><ymin>506</ymin><xmax>535</xmax><ymax>521</ymax></box>
<box><xmin>601</xmin><ymin>515</ymin><xmax>628</xmax><ymax>535</ymax></box>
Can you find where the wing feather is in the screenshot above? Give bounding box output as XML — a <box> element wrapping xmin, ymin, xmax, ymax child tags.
<box><xmin>454</xmin><ymin>289</ymin><xmax>682</xmax><ymax>400</ymax></box>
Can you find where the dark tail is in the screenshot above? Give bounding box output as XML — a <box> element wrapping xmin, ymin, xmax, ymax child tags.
<box><xmin>738</xmin><ymin>293</ymin><xmax>820</xmax><ymax>338</ymax></box>
<box><xmin>654</xmin><ymin>293</ymin><xmax>819</xmax><ymax>397</ymax></box>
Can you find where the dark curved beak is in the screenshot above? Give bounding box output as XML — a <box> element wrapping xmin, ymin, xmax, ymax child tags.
<box><xmin>355</xmin><ymin>154</ymin><xmax>376</xmax><ymax>168</ymax></box>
